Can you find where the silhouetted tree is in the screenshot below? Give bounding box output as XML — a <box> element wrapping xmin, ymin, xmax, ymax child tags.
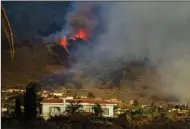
<box><xmin>92</xmin><ymin>103</ymin><xmax>103</xmax><ymax>116</ymax></box>
<box><xmin>24</xmin><ymin>82</ymin><xmax>41</xmax><ymax>120</ymax></box>
<box><xmin>87</xmin><ymin>92</ymin><xmax>95</xmax><ymax>99</ymax></box>
<box><xmin>15</xmin><ymin>95</ymin><xmax>22</xmax><ymax>120</ymax></box>
<box><xmin>65</xmin><ymin>90</ymin><xmax>73</xmax><ymax>96</ymax></box>
<box><xmin>66</xmin><ymin>100</ymin><xmax>83</xmax><ymax>115</ymax></box>
<box><xmin>133</xmin><ymin>99</ymin><xmax>139</xmax><ymax>107</ymax></box>
<box><xmin>114</xmin><ymin>105</ymin><xmax>119</xmax><ymax>110</ymax></box>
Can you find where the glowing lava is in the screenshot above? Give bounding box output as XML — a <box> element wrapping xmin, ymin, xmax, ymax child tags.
<box><xmin>72</xmin><ymin>29</ymin><xmax>88</xmax><ymax>41</ymax></box>
<box><xmin>60</xmin><ymin>36</ymin><xmax>71</xmax><ymax>56</ymax></box>
<box><xmin>60</xmin><ymin>29</ymin><xmax>89</xmax><ymax>57</ymax></box>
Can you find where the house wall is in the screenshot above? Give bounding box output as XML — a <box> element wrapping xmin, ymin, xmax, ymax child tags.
<box><xmin>103</xmin><ymin>105</ymin><xmax>114</xmax><ymax>117</ymax></box>
<box><xmin>82</xmin><ymin>104</ymin><xmax>114</xmax><ymax>117</ymax></box>
<box><xmin>42</xmin><ymin>103</ymin><xmax>65</xmax><ymax>120</ymax></box>
<box><xmin>41</xmin><ymin>102</ymin><xmax>116</xmax><ymax>120</ymax></box>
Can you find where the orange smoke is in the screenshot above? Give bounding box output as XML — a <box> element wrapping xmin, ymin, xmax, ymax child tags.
<box><xmin>60</xmin><ymin>36</ymin><xmax>71</xmax><ymax>56</ymax></box>
<box><xmin>72</xmin><ymin>29</ymin><xmax>88</xmax><ymax>41</ymax></box>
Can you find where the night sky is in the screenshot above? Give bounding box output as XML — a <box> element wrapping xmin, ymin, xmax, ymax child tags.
<box><xmin>2</xmin><ymin>1</ymin><xmax>73</xmax><ymax>87</ymax></box>
<box><xmin>2</xmin><ymin>1</ymin><xmax>71</xmax><ymax>44</ymax></box>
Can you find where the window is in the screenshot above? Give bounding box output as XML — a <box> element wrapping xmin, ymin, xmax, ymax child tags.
<box><xmin>85</xmin><ymin>108</ymin><xmax>93</xmax><ymax>113</ymax></box>
<box><xmin>102</xmin><ymin>108</ymin><xmax>109</xmax><ymax>115</ymax></box>
<box><xmin>49</xmin><ymin>107</ymin><xmax>61</xmax><ymax>116</ymax></box>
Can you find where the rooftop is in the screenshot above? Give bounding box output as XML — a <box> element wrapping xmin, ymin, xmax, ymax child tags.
<box><xmin>42</xmin><ymin>99</ymin><xmax>117</xmax><ymax>104</ymax></box>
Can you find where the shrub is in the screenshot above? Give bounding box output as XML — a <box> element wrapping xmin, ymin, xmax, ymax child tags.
<box><xmin>133</xmin><ymin>99</ymin><xmax>139</xmax><ymax>107</ymax></box>
<box><xmin>92</xmin><ymin>103</ymin><xmax>103</xmax><ymax>116</ymax></box>
<box><xmin>87</xmin><ymin>92</ymin><xmax>95</xmax><ymax>99</ymax></box>
<box><xmin>114</xmin><ymin>113</ymin><xmax>131</xmax><ymax>128</ymax></box>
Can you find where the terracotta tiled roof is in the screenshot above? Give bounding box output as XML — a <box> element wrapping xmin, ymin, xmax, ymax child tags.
<box><xmin>43</xmin><ymin>99</ymin><xmax>64</xmax><ymax>103</ymax></box>
<box><xmin>42</xmin><ymin>99</ymin><xmax>116</xmax><ymax>104</ymax></box>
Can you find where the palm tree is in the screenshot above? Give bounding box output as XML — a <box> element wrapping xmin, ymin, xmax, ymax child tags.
<box><xmin>66</xmin><ymin>100</ymin><xmax>83</xmax><ymax>115</ymax></box>
<box><xmin>92</xmin><ymin>103</ymin><xmax>103</xmax><ymax>117</ymax></box>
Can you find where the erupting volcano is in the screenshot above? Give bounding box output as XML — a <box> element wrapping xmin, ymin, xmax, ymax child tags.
<box><xmin>60</xmin><ymin>36</ymin><xmax>71</xmax><ymax>56</ymax></box>
<box><xmin>72</xmin><ymin>29</ymin><xmax>88</xmax><ymax>41</ymax></box>
<box><xmin>59</xmin><ymin>29</ymin><xmax>89</xmax><ymax>57</ymax></box>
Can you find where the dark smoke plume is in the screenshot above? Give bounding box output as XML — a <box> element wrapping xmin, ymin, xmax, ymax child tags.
<box><xmin>46</xmin><ymin>2</ymin><xmax>190</xmax><ymax>103</ymax></box>
<box><xmin>43</xmin><ymin>2</ymin><xmax>99</xmax><ymax>43</ymax></box>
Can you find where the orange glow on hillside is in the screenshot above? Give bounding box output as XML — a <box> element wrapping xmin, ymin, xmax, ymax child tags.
<box><xmin>59</xmin><ymin>29</ymin><xmax>89</xmax><ymax>56</ymax></box>
<box><xmin>60</xmin><ymin>36</ymin><xmax>71</xmax><ymax>56</ymax></box>
<box><xmin>72</xmin><ymin>29</ymin><xmax>88</xmax><ymax>41</ymax></box>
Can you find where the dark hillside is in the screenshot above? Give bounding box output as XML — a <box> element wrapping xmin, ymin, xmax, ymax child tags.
<box><xmin>1</xmin><ymin>41</ymin><xmax>65</xmax><ymax>88</ymax></box>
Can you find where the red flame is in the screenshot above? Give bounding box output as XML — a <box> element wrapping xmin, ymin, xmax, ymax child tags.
<box><xmin>60</xmin><ymin>29</ymin><xmax>89</xmax><ymax>57</ymax></box>
<box><xmin>60</xmin><ymin>36</ymin><xmax>71</xmax><ymax>56</ymax></box>
<box><xmin>72</xmin><ymin>29</ymin><xmax>88</xmax><ymax>41</ymax></box>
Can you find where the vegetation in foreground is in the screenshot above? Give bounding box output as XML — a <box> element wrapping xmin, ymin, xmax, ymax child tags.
<box><xmin>2</xmin><ymin>111</ymin><xmax>190</xmax><ymax>129</ymax></box>
<box><xmin>2</xmin><ymin>82</ymin><xmax>190</xmax><ymax>129</ymax></box>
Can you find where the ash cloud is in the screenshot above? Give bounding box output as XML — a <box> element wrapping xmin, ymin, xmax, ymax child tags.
<box><xmin>65</xmin><ymin>2</ymin><xmax>190</xmax><ymax>103</ymax></box>
<box><xmin>43</xmin><ymin>2</ymin><xmax>99</xmax><ymax>43</ymax></box>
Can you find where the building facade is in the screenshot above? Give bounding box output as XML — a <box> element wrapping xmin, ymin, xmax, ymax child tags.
<box><xmin>41</xmin><ymin>97</ymin><xmax>117</xmax><ymax>120</ymax></box>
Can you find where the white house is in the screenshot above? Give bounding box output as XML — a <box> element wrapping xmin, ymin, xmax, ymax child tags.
<box><xmin>51</xmin><ymin>92</ymin><xmax>63</xmax><ymax>97</ymax></box>
<box><xmin>4</xmin><ymin>89</ymin><xmax>25</xmax><ymax>93</ymax></box>
<box><xmin>2</xmin><ymin>107</ymin><xmax>8</xmax><ymax>112</ymax></box>
<box><xmin>41</xmin><ymin>97</ymin><xmax>117</xmax><ymax>120</ymax></box>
